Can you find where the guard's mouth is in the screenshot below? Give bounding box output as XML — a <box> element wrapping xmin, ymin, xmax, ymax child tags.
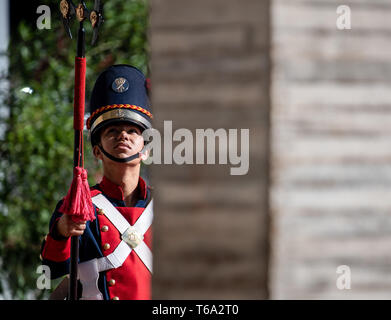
<box><xmin>115</xmin><ymin>142</ymin><xmax>131</xmax><ymax>150</ymax></box>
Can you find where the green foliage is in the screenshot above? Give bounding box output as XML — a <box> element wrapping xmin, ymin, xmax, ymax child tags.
<box><xmin>0</xmin><ymin>0</ymin><xmax>148</xmax><ymax>299</ymax></box>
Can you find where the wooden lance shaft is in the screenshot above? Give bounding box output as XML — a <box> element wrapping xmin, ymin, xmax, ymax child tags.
<box><xmin>69</xmin><ymin>22</ymin><xmax>86</xmax><ymax>301</ymax></box>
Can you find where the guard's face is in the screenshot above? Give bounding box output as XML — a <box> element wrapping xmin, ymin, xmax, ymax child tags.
<box><xmin>95</xmin><ymin>123</ymin><xmax>145</xmax><ymax>162</ymax></box>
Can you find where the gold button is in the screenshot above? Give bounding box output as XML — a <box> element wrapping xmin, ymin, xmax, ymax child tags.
<box><xmin>101</xmin><ymin>226</ymin><xmax>109</xmax><ymax>232</ymax></box>
<box><xmin>103</xmin><ymin>243</ymin><xmax>111</xmax><ymax>250</ymax></box>
<box><xmin>112</xmin><ymin>296</ymin><xmax>119</xmax><ymax>300</ymax></box>
<box><xmin>108</xmin><ymin>279</ymin><xmax>116</xmax><ymax>286</ymax></box>
<box><xmin>97</xmin><ymin>208</ymin><xmax>104</xmax><ymax>215</ymax></box>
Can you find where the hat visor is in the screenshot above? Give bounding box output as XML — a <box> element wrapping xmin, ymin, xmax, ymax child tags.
<box><xmin>90</xmin><ymin>109</ymin><xmax>152</xmax><ymax>145</ymax></box>
<box><xmin>90</xmin><ymin>108</ymin><xmax>152</xmax><ymax>133</ymax></box>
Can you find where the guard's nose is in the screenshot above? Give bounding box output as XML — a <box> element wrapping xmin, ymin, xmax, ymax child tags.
<box><xmin>117</xmin><ymin>129</ymin><xmax>129</xmax><ymax>141</ymax></box>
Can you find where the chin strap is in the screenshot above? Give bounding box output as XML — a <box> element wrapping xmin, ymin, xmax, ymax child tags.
<box><xmin>98</xmin><ymin>145</ymin><xmax>141</xmax><ymax>163</ymax></box>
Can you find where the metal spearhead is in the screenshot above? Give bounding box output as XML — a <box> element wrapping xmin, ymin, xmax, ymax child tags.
<box><xmin>60</xmin><ymin>0</ymin><xmax>76</xmax><ymax>39</ymax></box>
<box><xmin>60</xmin><ymin>0</ymin><xmax>104</xmax><ymax>46</ymax></box>
<box><xmin>75</xmin><ymin>1</ymin><xmax>89</xmax><ymax>22</ymax></box>
<box><xmin>90</xmin><ymin>0</ymin><xmax>104</xmax><ymax>46</ymax></box>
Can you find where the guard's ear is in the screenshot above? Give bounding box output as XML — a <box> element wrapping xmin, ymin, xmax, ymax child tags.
<box><xmin>93</xmin><ymin>144</ymin><xmax>103</xmax><ymax>160</ymax></box>
<box><xmin>140</xmin><ymin>147</ymin><xmax>150</xmax><ymax>161</ymax></box>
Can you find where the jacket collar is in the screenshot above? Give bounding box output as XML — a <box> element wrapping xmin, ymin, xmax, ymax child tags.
<box><xmin>99</xmin><ymin>175</ymin><xmax>147</xmax><ymax>201</ymax></box>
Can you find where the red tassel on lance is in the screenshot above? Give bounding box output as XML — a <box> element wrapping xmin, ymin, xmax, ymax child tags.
<box><xmin>58</xmin><ymin>167</ymin><xmax>95</xmax><ymax>222</ymax></box>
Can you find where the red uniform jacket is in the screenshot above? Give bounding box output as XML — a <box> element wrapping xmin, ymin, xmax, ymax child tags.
<box><xmin>40</xmin><ymin>176</ymin><xmax>153</xmax><ymax>300</ymax></box>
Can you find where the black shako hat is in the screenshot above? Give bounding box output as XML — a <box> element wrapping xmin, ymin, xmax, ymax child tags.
<box><xmin>87</xmin><ymin>64</ymin><xmax>152</xmax><ymax>146</ymax></box>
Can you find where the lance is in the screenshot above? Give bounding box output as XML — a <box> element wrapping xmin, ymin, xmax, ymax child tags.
<box><xmin>58</xmin><ymin>0</ymin><xmax>104</xmax><ymax>300</ymax></box>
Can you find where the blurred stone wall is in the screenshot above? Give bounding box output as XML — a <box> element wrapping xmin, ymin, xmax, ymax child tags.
<box><xmin>149</xmin><ymin>0</ymin><xmax>271</xmax><ymax>299</ymax></box>
<box><xmin>149</xmin><ymin>0</ymin><xmax>391</xmax><ymax>300</ymax></box>
<box><xmin>270</xmin><ymin>0</ymin><xmax>391</xmax><ymax>299</ymax></box>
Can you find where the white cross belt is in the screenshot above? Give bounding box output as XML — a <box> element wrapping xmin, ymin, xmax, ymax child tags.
<box><xmin>91</xmin><ymin>193</ymin><xmax>154</xmax><ymax>273</ymax></box>
<box><xmin>77</xmin><ymin>194</ymin><xmax>153</xmax><ymax>300</ymax></box>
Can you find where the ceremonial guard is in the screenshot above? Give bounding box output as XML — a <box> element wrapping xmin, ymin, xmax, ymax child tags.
<box><xmin>40</xmin><ymin>64</ymin><xmax>154</xmax><ymax>300</ymax></box>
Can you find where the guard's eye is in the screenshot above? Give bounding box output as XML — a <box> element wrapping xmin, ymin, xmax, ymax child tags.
<box><xmin>107</xmin><ymin>128</ymin><xmax>117</xmax><ymax>134</ymax></box>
